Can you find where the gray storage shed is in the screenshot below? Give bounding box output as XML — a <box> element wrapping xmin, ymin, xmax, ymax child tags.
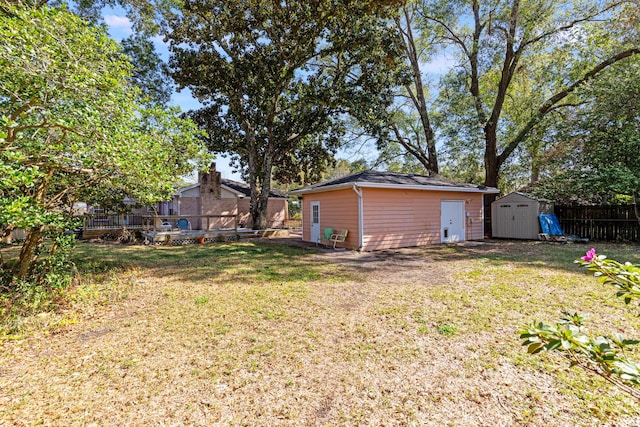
<box><xmin>491</xmin><ymin>192</ymin><xmax>553</xmax><ymax>240</ymax></box>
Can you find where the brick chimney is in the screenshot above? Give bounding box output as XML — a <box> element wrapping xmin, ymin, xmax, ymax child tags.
<box><xmin>198</xmin><ymin>163</ymin><xmax>221</xmax><ymax>215</ymax></box>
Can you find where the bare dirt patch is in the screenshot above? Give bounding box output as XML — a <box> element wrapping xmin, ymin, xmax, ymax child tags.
<box><xmin>1</xmin><ymin>239</ymin><xmax>639</xmax><ymax>426</ymax></box>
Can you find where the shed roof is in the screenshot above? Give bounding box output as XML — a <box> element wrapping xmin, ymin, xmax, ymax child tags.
<box><xmin>494</xmin><ymin>191</ymin><xmax>551</xmax><ymax>203</ymax></box>
<box><xmin>290</xmin><ymin>170</ymin><xmax>499</xmax><ymax>195</ymax></box>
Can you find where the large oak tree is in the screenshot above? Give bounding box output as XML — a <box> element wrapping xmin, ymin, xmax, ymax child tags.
<box><xmin>166</xmin><ymin>0</ymin><xmax>407</xmax><ymax>230</ymax></box>
<box><xmin>420</xmin><ymin>0</ymin><xmax>639</xmax><ymax>191</ymax></box>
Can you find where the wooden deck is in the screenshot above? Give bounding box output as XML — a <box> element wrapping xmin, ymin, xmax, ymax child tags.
<box><xmin>78</xmin><ymin>213</ymin><xmax>296</xmax><ymax>243</ymax></box>
<box><xmin>141</xmin><ymin>228</ymin><xmax>291</xmax><ymax>245</ymax></box>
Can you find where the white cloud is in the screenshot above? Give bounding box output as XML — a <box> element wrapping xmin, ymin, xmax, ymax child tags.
<box><xmin>422</xmin><ymin>54</ymin><xmax>458</xmax><ymax>75</ymax></box>
<box><xmin>104</xmin><ymin>14</ymin><xmax>133</xmax><ymax>40</ymax></box>
<box><xmin>104</xmin><ymin>14</ymin><xmax>132</xmax><ymax>29</ymax></box>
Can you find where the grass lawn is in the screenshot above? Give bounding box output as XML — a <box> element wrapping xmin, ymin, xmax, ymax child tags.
<box><xmin>1</xmin><ymin>239</ymin><xmax>639</xmax><ymax>426</ymax></box>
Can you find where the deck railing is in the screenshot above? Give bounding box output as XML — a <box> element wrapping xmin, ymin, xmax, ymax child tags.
<box><xmin>141</xmin><ymin>214</ymin><xmax>239</xmax><ymax>233</ymax></box>
<box><xmin>81</xmin><ymin>213</ymin><xmax>147</xmax><ymax>230</ymax></box>
<box><xmin>283</xmin><ymin>219</ymin><xmax>302</xmax><ymax>230</ymax></box>
<box><xmin>80</xmin><ymin>213</ymin><xmax>300</xmax><ymax>234</ymax></box>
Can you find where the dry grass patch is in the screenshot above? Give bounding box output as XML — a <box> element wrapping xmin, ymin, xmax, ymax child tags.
<box><xmin>1</xmin><ymin>240</ymin><xmax>639</xmax><ymax>426</ymax></box>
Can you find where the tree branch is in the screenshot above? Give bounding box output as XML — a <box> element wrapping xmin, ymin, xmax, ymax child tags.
<box><xmin>498</xmin><ymin>47</ymin><xmax>640</xmax><ymax>166</ymax></box>
<box><xmin>520</xmin><ymin>1</ymin><xmax>625</xmax><ymax>51</ymax></box>
<box><xmin>390</xmin><ymin>123</ymin><xmax>432</xmax><ymax>170</ymax></box>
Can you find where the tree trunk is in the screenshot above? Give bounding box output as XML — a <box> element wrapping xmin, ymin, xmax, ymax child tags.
<box><xmin>253</xmin><ymin>190</ymin><xmax>270</xmax><ymax>230</ymax></box>
<box><xmin>15</xmin><ymin>225</ymin><xmax>45</xmax><ymax>280</ymax></box>
<box><xmin>484</xmin><ymin>127</ymin><xmax>501</xmax><ymax>237</ymax></box>
<box><xmin>248</xmin><ymin>173</ymin><xmax>262</xmax><ymax>230</ymax></box>
<box><xmin>248</xmin><ymin>143</ymin><xmax>274</xmax><ymax>231</ymax></box>
<box><xmin>252</xmin><ymin>150</ymin><xmax>274</xmax><ymax>230</ymax></box>
<box><xmin>396</xmin><ymin>8</ymin><xmax>439</xmax><ymax>174</ymax></box>
<box><xmin>14</xmin><ymin>175</ymin><xmax>52</xmax><ymax>280</ymax></box>
<box><xmin>243</xmin><ymin>121</ymin><xmax>265</xmax><ymax>231</ymax></box>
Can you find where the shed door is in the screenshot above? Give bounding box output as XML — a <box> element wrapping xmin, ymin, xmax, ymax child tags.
<box><xmin>441</xmin><ymin>201</ymin><xmax>465</xmax><ymax>243</ymax></box>
<box><xmin>310</xmin><ymin>201</ymin><xmax>321</xmax><ymax>243</ymax></box>
<box><xmin>497</xmin><ymin>203</ymin><xmax>538</xmax><ymax>239</ymax></box>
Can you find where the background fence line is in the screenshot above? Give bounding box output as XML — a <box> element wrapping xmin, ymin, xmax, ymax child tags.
<box><xmin>555</xmin><ymin>205</ymin><xmax>640</xmax><ymax>242</ymax></box>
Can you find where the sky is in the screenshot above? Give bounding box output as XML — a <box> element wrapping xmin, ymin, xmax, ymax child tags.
<box><xmin>103</xmin><ymin>9</ymin><xmax>242</xmax><ymax>182</ymax></box>
<box><xmin>103</xmin><ymin>8</ymin><xmax>456</xmax><ymax>183</ymax></box>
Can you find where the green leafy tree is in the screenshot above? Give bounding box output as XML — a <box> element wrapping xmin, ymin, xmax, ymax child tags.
<box><xmin>408</xmin><ymin>0</ymin><xmax>639</xmax><ymax>194</ymax></box>
<box><xmin>521</xmin><ymin>248</ymin><xmax>640</xmax><ymax>400</ymax></box>
<box><xmin>530</xmin><ymin>59</ymin><xmax>640</xmax><ymax>207</ymax></box>
<box><xmin>0</xmin><ymin>3</ymin><xmax>210</xmax><ymax>281</ymax></box>
<box><xmin>121</xmin><ymin>33</ymin><xmax>173</xmax><ymax>106</ymax></box>
<box><xmin>73</xmin><ymin>0</ymin><xmax>173</xmax><ymax>34</ymax></box>
<box><xmin>166</xmin><ymin>0</ymin><xmax>407</xmax><ymax>230</ymax></box>
<box><xmin>70</xmin><ymin>0</ymin><xmax>174</xmax><ymax>107</ymax></box>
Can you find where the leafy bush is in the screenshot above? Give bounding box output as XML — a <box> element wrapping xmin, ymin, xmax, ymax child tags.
<box><xmin>520</xmin><ymin>248</ymin><xmax>640</xmax><ymax>399</ymax></box>
<box><xmin>0</xmin><ymin>232</ymin><xmax>79</xmax><ymax>334</ymax></box>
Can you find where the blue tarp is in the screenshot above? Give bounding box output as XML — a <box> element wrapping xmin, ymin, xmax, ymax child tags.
<box><xmin>538</xmin><ymin>214</ymin><xmax>564</xmax><ymax>237</ymax></box>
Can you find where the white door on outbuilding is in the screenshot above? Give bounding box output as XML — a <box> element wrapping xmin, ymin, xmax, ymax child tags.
<box><xmin>310</xmin><ymin>201</ymin><xmax>321</xmax><ymax>243</ymax></box>
<box><xmin>441</xmin><ymin>200</ymin><xmax>465</xmax><ymax>243</ymax></box>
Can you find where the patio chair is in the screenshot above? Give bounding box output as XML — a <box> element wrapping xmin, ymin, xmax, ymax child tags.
<box><xmin>177</xmin><ymin>218</ymin><xmax>191</xmax><ymax>231</ymax></box>
<box><xmin>538</xmin><ymin>214</ymin><xmax>588</xmax><ymax>243</ymax></box>
<box><xmin>329</xmin><ymin>229</ymin><xmax>348</xmax><ymax>249</ymax></box>
<box><xmin>318</xmin><ymin>227</ymin><xmax>333</xmax><ymax>246</ymax></box>
<box><xmin>155</xmin><ymin>217</ymin><xmax>172</xmax><ymax>232</ymax></box>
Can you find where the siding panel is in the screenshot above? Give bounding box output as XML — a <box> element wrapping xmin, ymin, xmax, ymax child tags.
<box><xmin>301</xmin><ymin>189</ymin><xmax>359</xmax><ymax>248</ymax></box>
<box><xmin>300</xmin><ymin>187</ymin><xmax>486</xmax><ymax>251</ymax></box>
<box><xmin>362</xmin><ymin>188</ymin><xmax>485</xmax><ymax>251</ymax></box>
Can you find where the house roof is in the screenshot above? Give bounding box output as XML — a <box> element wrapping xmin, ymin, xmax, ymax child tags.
<box><xmin>289</xmin><ymin>170</ymin><xmax>500</xmax><ymax>195</ymax></box>
<box><xmin>174</xmin><ymin>183</ymin><xmax>200</xmax><ymax>195</ymax></box>
<box><xmin>221</xmin><ymin>178</ymin><xmax>288</xmax><ymax>199</ymax></box>
<box><xmin>175</xmin><ymin>179</ymin><xmax>288</xmax><ymax>199</ymax></box>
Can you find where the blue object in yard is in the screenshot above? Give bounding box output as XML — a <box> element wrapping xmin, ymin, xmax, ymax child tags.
<box><xmin>177</xmin><ymin>218</ymin><xmax>191</xmax><ymax>230</ymax></box>
<box><xmin>538</xmin><ymin>214</ymin><xmax>589</xmax><ymax>243</ymax></box>
<box><xmin>538</xmin><ymin>214</ymin><xmax>564</xmax><ymax>237</ymax></box>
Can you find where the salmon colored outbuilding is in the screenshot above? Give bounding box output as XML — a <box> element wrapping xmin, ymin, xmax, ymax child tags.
<box><xmin>290</xmin><ymin>171</ymin><xmax>499</xmax><ymax>251</ymax></box>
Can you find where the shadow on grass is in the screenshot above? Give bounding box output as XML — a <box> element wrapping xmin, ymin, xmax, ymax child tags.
<box><xmin>5</xmin><ymin>238</ymin><xmax>638</xmax><ymax>284</ymax></box>
<box><xmin>325</xmin><ymin>239</ymin><xmax>640</xmax><ymax>276</ymax></box>
<box><xmin>71</xmin><ymin>240</ymin><xmax>335</xmax><ymax>284</ymax></box>
<box><xmin>437</xmin><ymin>240</ymin><xmax>640</xmax><ymax>270</ymax></box>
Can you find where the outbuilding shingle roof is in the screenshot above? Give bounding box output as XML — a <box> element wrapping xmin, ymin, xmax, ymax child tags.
<box><xmin>290</xmin><ymin>170</ymin><xmax>498</xmax><ymax>195</ymax></box>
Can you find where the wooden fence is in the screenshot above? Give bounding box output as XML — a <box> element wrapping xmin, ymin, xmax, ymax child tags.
<box><xmin>82</xmin><ymin>213</ymin><xmax>146</xmax><ymax>230</ymax></box>
<box><xmin>555</xmin><ymin>205</ymin><xmax>640</xmax><ymax>242</ymax></box>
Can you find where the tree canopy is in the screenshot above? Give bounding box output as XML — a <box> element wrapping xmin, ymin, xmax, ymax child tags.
<box><xmin>434</xmin><ymin>0</ymin><xmax>639</xmax><ymax>188</ymax></box>
<box><xmin>530</xmin><ymin>59</ymin><xmax>640</xmax><ymax>205</ymax></box>
<box><xmin>362</xmin><ymin>0</ymin><xmax>639</xmax><ymax>198</ymax></box>
<box><xmin>0</xmin><ymin>3</ymin><xmax>210</xmax><ymax>280</ymax></box>
<box><xmin>120</xmin><ymin>33</ymin><xmax>173</xmax><ymax>106</ymax></box>
<box><xmin>166</xmin><ymin>0</ymin><xmax>408</xmax><ymax>229</ymax></box>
